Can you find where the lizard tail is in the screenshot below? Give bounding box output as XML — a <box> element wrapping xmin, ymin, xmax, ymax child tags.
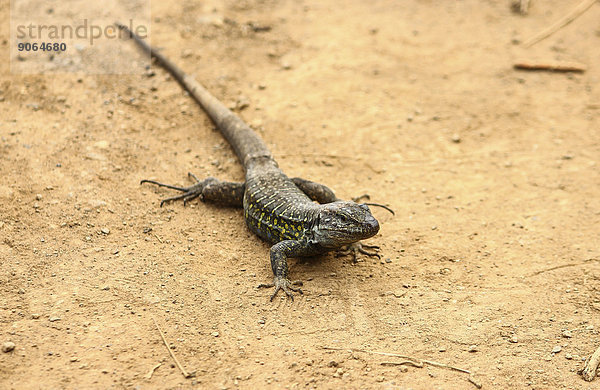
<box><xmin>116</xmin><ymin>22</ymin><xmax>273</xmax><ymax>169</ymax></box>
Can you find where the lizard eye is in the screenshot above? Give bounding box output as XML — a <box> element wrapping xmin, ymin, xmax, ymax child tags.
<box><xmin>340</xmin><ymin>214</ymin><xmax>348</xmax><ymax>222</ymax></box>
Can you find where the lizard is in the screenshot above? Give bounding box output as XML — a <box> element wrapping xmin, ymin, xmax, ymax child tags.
<box><xmin>117</xmin><ymin>23</ymin><xmax>388</xmax><ymax>300</ymax></box>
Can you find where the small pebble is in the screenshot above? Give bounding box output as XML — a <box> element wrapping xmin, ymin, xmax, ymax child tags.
<box><xmin>32</xmin><ymin>313</ymin><xmax>40</xmax><ymax>319</ymax></box>
<box><xmin>561</xmin><ymin>330</ymin><xmax>573</xmax><ymax>338</ymax></box>
<box><xmin>552</xmin><ymin>346</ymin><xmax>562</xmax><ymax>354</ymax></box>
<box><xmin>468</xmin><ymin>345</ymin><xmax>478</xmax><ymax>352</ymax></box>
<box><xmin>100</xmin><ymin>228</ymin><xmax>110</xmax><ymax>235</ymax></box>
<box><xmin>211</xmin><ymin>332</ymin><xmax>219</xmax><ymax>337</ymax></box>
<box><xmin>48</xmin><ymin>316</ymin><xmax>61</xmax><ymax>322</ymax></box>
<box><xmin>451</xmin><ymin>134</ymin><xmax>461</xmax><ymax>143</ymax></box>
<box><xmin>509</xmin><ymin>336</ymin><xmax>518</xmax><ymax>343</ymax></box>
<box><xmin>94</xmin><ymin>140</ymin><xmax>109</xmax><ymax>149</ymax></box>
<box><xmin>236</xmin><ymin>97</ymin><xmax>250</xmax><ymax>110</ymax></box>
<box><xmin>2</xmin><ymin>342</ymin><xmax>15</xmax><ymax>353</ymax></box>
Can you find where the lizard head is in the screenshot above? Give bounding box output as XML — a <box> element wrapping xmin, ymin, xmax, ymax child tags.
<box><xmin>313</xmin><ymin>201</ymin><xmax>380</xmax><ymax>248</ymax></box>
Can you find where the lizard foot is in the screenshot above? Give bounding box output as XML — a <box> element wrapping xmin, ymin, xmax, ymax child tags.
<box><xmin>258</xmin><ymin>278</ymin><xmax>303</xmax><ymax>301</ymax></box>
<box><xmin>141</xmin><ymin>172</ymin><xmax>215</xmax><ymax>207</ymax></box>
<box><xmin>336</xmin><ymin>242</ymin><xmax>381</xmax><ymax>263</ymax></box>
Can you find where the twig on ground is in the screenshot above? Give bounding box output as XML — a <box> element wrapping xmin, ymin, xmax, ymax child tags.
<box><xmin>154</xmin><ymin>233</ymin><xmax>163</xmax><ymax>243</ymax></box>
<box><xmin>321</xmin><ymin>346</ymin><xmax>471</xmax><ymax>374</ymax></box>
<box><xmin>528</xmin><ymin>258</ymin><xmax>599</xmax><ymax>277</ymax></box>
<box><xmin>522</xmin><ymin>0</ymin><xmax>598</xmax><ymax>47</ymax></box>
<box><xmin>513</xmin><ymin>60</ymin><xmax>586</xmax><ymax>72</ymax></box>
<box><xmin>381</xmin><ymin>360</ymin><xmax>424</xmax><ymax>368</ymax></box>
<box><xmin>322</xmin><ymin>346</ymin><xmax>481</xmax><ymax>387</ymax></box>
<box><xmin>144</xmin><ymin>363</ymin><xmax>161</xmax><ymax>379</ymax></box>
<box><xmin>153</xmin><ymin>317</ymin><xmax>194</xmax><ymax>378</ymax></box>
<box><xmin>469</xmin><ymin>374</ymin><xmax>483</xmax><ymax>389</ymax></box>
<box><xmin>579</xmin><ymin>344</ymin><xmax>600</xmax><ymax>381</ymax></box>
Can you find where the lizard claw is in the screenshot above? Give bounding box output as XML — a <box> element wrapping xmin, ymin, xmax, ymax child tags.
<box><xmin>141</xmin><ymin>174</ymin><xmax>215</xmax><ymax>207</ymax></box>
<box><xmin>336</xmin><ymin>242</ymin><xmax>381</xmax><ymax>262</ymax></box>
<box><xmin>258</xmin><ymin>278</ymin><xmax>303</xmax><ymax>301</ymax></box>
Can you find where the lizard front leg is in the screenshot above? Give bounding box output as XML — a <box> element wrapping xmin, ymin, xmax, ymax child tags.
<box><xmin>336</xmin><ymin>242</ymin><xmax>381</xmax><ymax>261</ymax></box>
<box><xmin>142</xmin><ymin>173</ymin><xmax>245</xmax><ymax>207</ymax></box>
<box><xmin>258</xmin><ymin>240</ymin><xmax>317</xmax><ymax>301</ymax></box>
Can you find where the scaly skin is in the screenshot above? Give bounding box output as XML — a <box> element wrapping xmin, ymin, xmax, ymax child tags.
<box><xmin>119</xmin><ymin>23</ymin><xmax>382</xmax><ymax>300</ymax></box>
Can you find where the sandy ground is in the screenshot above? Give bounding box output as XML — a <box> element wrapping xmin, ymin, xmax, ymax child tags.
<box><xmin>1</xmin><ymin>0</ymin><xmax>600</xmax><ymax>389</ymax></box>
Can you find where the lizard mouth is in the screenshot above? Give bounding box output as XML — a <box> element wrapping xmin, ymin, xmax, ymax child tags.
<box><xmin>333</xmin><ymin>214</ymin><xmax>380</xmax><ymax>242</ymax></box>
<box><xmin>361</xmin><ymin>215</ymin><xmax>380</xmax><ymax>238</ymax></box>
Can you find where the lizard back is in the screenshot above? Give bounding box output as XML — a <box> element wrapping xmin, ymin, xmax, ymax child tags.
<box><xmin>244</xmin><ymin>162</ymin><xmax>318</xmax><ymax>244</ymax></box>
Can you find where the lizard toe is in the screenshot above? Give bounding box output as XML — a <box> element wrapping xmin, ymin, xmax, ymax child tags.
<box><xmin>337</xmin><ymin>242</ymin><xmax>381</xmax><ymax>262</ymax></box>
<box><xmin>259</xmin><ymin>277</ymin><xmax>303</xmax><ymax>301</ymax></box>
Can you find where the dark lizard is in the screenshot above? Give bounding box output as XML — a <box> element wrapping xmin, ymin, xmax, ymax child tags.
<box><xmin>117</xmin><ymin>23</ymin><xmax>386</xmax><ymax>300</ymax></box>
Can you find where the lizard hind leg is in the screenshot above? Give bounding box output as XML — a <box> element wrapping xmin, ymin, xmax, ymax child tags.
<box><xmin>141</xmin><ymin>173</ymin><xmax>245</xmax><ymax>207</ymax></box>
<box><xmin>291</xmin><ymin>177</ymin><xmax>338</xmax><ymax>204</ymax></box>
<box><xmin>293</xmin><ymin>178</ymin><xmax>395</xmax><ymax>215</ymax></box>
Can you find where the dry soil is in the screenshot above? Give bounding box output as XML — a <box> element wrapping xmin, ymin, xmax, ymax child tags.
<box><xmin>1</xmin><ymin>0</ymin><xmax>600</xmax><ymax>389</ymax></box>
